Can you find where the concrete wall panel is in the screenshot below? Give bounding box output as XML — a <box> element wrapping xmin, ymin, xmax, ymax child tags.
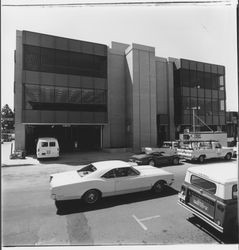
<box><xmin>55</xmin><ymin>74</ymin><xmax>68</xmax><ymax>86</ymax></box>
<box><xmin>68</xmin><ymin>39</ymin><xmax>82</xmax><ymax>53</ymax></box>
<box><xmin>81</xmin><ymin>76</ymin><xmax>94</xmax><ymax>88</ymax></box>
<box><xmin>156</xmin><ymin>58</ymin><xmax>168</xmax><ymax>114</ymax></box>
<box><xmin>40</xmin><ymin>34</ymin><xmax>55</xmax><ymax>48</ymax></box>
<box><xmin>94</xmin><ymin>112</ymin><xmax>107</xmax><ymax>123</ymax></box>
<box><xmin>24</xmin><ymin>71</ymin><xmax>41</xmax><ymax>84</ymax></box>
<box><xmin>94</xmin><ymin>44</ymin><xmax>107</xmax><ymax>56</ymax></box>
<box><xmin>80</xmin><ymin>112</ymin><xmax>94</xmax><ymax>122</ymax></box>
<box><xmin>107</xmin><ymin>49</ymin><xmax>126</xmax><ymax>148</ymax></box>
<box><xmin>81</xmin><ymin>41</ymin><xmax>94</xmax><ymax>54</ymax></box>
<box><xmin>24</xmin><ymin>31</ymin><xmax>41</xmax><ymax>46</ymax></box>
<box><xmin>24</xmin><ymin>110</ymin><xmax>40</xmax><ymax>123</ymax></box>
<box><xmin>55</xmin><ymin>37</ymin><xmax>68</xmax><ymax>50</ymax></box>
<box><xmin>55</xmin><ymin>111</ymin><xmax>68</xmax><ymax>123</ymax></box>
<box><xmin>94</xmin><ymin>78</ymin><xmax>106</xmax><ymax>89</ymax></box>
<box><xmin>68</xmin><ymin>75</ymin><xmax>81</xmax><ymax>88</ymax></box>
<box><xmin>40</xmin><ymin>72</ymin><xmax>55</xmax><ymax>85</ymax></box>
<box><xmin>68</xmin><ymin>112</ymin><xmax>81</xmax><ymax>122</ymax></box>
<box><xmin>40</xmin><ymin>111</ymin><xmax>55</xmax><ymax>123</ymax></box>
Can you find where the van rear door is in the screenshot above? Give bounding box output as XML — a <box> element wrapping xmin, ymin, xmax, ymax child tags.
<box><xmin>187</xmin><ymin>174</ymin><xmax>217</xmax><ymax>219</ymax></box>
<box><xmin>49</xmin><ymin>140</ymin><xmax>59</xmax><ymax>157</ymax></box>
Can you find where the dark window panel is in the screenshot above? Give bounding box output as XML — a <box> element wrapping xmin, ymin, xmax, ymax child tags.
<box><xmin>190</xmin><ymin>61</ymin><xmax>196</xmax><ymax>70</ymax></box>
<box><xmin>55</xmin><ymin>87</ymin><xmax>68</xmax><ymax>103</ymax></box>
<box><xmin>40</xmin><ymin>85</ymin><xmax>54</xmax><ymax>103</ymax></box>
<box><xmin>69</xmin><ymin>88</ymin><xmax>82</xmax><ymax>104</ymax></box>
<box><xmin>204</xmin><ymin>63</ymin><xmax>211</xmax><ymax>73</ymax></box>
<box><xmin>23</xmin><ymin>45</ymin><xmax>41</xmax><ymax>71</ymax></box>
<box><xmin>23</xmin><ymin>44</ymin><xmax>107</xmax><ymax>79</ymax></box>
<box><xmin>211</xmin><ymin>65</ymin><xmax>217</xmax><ymax>73</ymax></box>
<box><xmin>181</xmin><ymin>59</ymin><xmax>190</xmax><ymax>69</ymax></box>
<box><xmin>218</xmin><ymin>65</ymin><xmax>225</xmax><ymax>75</ymax></box>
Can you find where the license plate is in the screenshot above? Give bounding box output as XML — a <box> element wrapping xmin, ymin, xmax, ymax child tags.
<box><xmin>47</xmin><ymin>150</ymin><xmax>51</xmax><ymax>154</ymax></box>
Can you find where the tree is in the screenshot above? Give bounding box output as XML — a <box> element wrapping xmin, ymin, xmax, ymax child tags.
<box><xmin>1</xmin><ymin>104</ymin><xmax>14</xmax><ymax>132</ymax></box>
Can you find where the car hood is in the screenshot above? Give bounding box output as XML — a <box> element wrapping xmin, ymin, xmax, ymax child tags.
<box><xmin>136</xmin><ymin>165</ymin><xmax>173</xmax><ymax>176</ymax></box>
<box><xmin>130</xmin><ymin>154</ymin><xmax>149</xmax><ymax>160</ymax></box>
<box><xmin>50</xmin><ymin>170</ymin><xmax>84</xmax><ymax>188</ymax></box>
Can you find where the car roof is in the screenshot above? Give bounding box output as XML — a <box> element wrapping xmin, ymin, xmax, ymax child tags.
<box><xmin>38</xmin><ymin>137</ymin><xmax>57</xmax><ymax>141</ymax></box>
<box><xmin>92</xmin><ymin>160</ymin><xmax>132</xmax><ymax>170</ymax></box>
<box><xmin>187</xmin><ymin>165</ymin><xmax>237</xmax><ymax>184</ymax></box>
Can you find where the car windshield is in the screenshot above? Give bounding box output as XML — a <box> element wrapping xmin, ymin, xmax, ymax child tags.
<box><xmin>77</xmin><ymin>164</ymin><xmax>97</xmax><ymax>177</ymax></box>
<box><xmin>162</xmin><ymin>143</ymin><xmax>172</xmax><ymax>148</ymax></box>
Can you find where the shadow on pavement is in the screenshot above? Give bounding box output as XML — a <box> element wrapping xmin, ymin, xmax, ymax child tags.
<box><xmin>187</xmin><ymin>216</ymin><xmax>238</xmax><ymax>244</ymax></box>
<box><xmin>56</xmin><ymin>186</ymin><xmax>178</xmax><ymax>215</ymax></box>
<box><xmin>186</xmin><ymin>158</ymin><xmax>237</xmax><ymax>165</ymax></box>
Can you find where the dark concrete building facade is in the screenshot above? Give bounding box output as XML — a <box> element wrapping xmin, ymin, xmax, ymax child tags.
<box><xmin>14</xmin><ymin>31</ymin><xmax>227</xmax><ymax>153</ymax></box>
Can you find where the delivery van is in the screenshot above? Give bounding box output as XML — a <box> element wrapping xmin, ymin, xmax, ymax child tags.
<box><xmin>36</xmin><ymin>137</ymin><xmax>59</xmax><ymax>159</ymax></box>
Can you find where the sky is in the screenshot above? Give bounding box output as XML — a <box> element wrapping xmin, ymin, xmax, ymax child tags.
<box><xmin>1</xmin><ymin>1</ymin><xmax>238</xmax><ymax>111</ymax></box>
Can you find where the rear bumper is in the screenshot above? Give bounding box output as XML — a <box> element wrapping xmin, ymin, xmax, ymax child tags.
<box><xmin>178</xmin><ymin>199</ymin><xmax>223</xmax><ymax>233</ymax></box>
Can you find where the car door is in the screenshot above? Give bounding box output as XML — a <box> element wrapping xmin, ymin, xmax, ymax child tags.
<box><xmin>153</xmin><ymin>152</ymin><xmax>168</xmax><ymax>165</ymax></box>
<box><xmin>114</xmin><ymin>167</ymin><xmax>148</xmax><ymax>195</ymax></box>
<box><xmin>214</xmin><ymin>143</ymin><xmax>222</xmax><ymax>157</ymax></box>
<box><xmin>100</xmin><ymin>169</ymin><xmax>117</xmax><ymax>196</ymax></box>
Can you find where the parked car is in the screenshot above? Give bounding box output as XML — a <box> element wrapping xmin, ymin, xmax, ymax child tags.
<box><xmin>178</xmin><ymin>164</ymin><xmax>238</xmax><ymax>237</ymax></box>
<box><xmin>142</xmin><ymin>141</ymin><xmax>179</xmax><ymax>156</ymax></box>
<box><xmin>129</xmin><ymin>151</ymin><xmax>180</xmax><ymax>167</ymax></box>
<box><xmin>232</xmin><ymin>142</ymin><xmax>238</xmax><ymax>158</ymax></box>
<box><xmin>36</xmin><ymin>137</ymin><xmax>59</xmax><ymax>159</ymax></box>
<box><xmin>50</xmin><ymin>160</ymin><xmax>174</xmax><ymax>204</ymax></box>
<box><xmin>177</xmin><ymin>140</ymin><xmax>233</xmax><ymax>163</ymax></box>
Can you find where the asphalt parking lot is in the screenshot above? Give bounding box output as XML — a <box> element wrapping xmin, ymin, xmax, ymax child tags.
<box><xmin>1</xmin><ymin>142</ymin><xmax>238</xmax><ymax>246</ymax></box>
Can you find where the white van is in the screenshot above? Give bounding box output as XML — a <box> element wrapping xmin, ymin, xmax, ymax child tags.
<box><xmin>36</xmin><ymin>137</ymin><xmax>59</xmax><ymax>159</ymax></box>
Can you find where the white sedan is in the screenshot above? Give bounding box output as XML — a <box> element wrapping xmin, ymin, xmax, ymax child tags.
<box><xmin>50</xmin><ymin>160</ymin><xmax>174</xmax><ymax>204</ymax></box>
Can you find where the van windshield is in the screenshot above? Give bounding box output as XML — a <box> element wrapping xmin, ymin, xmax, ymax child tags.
<box><xmin>77</xmin><ymin>164</ymin><xmax>97</xmax><ymax>177</ymax></box>
<box><xmin>191</xmin><ymin>175</ymin><xmax>217</xmax><ymax>194</ymax></box>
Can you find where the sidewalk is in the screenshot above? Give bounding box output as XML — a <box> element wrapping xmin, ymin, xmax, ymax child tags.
<box><xmin>1</xmin><ymin>141</ymin><xmax>133</xmax><ymax>167</ymax></box>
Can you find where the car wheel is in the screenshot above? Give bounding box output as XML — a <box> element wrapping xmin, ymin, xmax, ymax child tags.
<box><xmin>83</xmin><ymin>189</ymin><xmax>101</xmax><ymax>205</ymax></box>
<box><xmin>224</xmin><ymin>153</ymin><xmax>232</xmax><ymax>160</ymax></box>
<box><xmin>172</xmin><ymin>157</ymin><xmax>179</xmax><ymax>165</ymax></box>
<box><xmin>198</xmin><ymin>155</ymin><xmax>205</xmax><ymax>163</ymax></box>
<box><xmin>152</xmin><ymin>180</ymin><xmax>166</xmax><ymax>193</ymax></box>
<box><xmin>148</xmin><ymin>159</ymin><xmax>156</xmax><ymax>166</ymax></box>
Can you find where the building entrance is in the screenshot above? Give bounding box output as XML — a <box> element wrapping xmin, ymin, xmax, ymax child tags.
<box><xmin>25</xmin><ymin>125</ymin><xmax>101</xmax><ymax>154</ymax></box>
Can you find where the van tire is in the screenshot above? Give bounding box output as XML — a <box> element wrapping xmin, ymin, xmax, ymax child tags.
<box><xmin>224</xmin><ymin>153</ymin><xmax>232</xmax><ymax>161</ymax></box>
<box><xmin>198</xmin><ymin>155</ymin><xmax>205</xmax><ymax>163</ymax></box>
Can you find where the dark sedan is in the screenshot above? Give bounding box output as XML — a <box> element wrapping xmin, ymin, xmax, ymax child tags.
<box><xmin>129</xmin><ymin>151</ymin><xmax>180</xmax><ymax>167</ymax></box>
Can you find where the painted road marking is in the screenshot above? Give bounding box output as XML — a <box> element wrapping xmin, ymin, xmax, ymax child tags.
<box><xmin>132</xmin><ymin>214</ymin><xmax>161</xmax><ymax>231</ymax></box>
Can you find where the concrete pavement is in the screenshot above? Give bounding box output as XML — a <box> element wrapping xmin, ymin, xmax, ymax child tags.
<box><xmin>1</xmin><ymin>141</ymin><xmax>133</xmax><ymax>167</ymax></box>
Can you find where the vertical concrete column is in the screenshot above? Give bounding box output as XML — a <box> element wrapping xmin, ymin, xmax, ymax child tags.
<box><xmin>14</xmin><ymin>31</ymin><xmax>25</xmax><ymax>150</ymax></box>
<box><xmin>167</xmin><ymin>61</ymin><xmax>175</xmax><ymax>140</ymax></box>
<box><xmin>14</xmin><ymin>124</ymin><xmax>26</xmax><ymax>151</ymax></box>
<box><xmin>126</xmin><ymin>44</ymin><xmax>157</xmax><ymax>151</ymax></box>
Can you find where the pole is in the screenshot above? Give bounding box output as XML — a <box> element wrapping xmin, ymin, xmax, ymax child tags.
<box><xmin>193</xmin><ymin>108</ymin><xmax>195</xmax><ymax>133</ymax></box>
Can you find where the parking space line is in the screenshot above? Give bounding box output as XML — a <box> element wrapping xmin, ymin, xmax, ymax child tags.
<box><xmin>132</xmin><ymin>214</ymin><xmax>148</xmax><ymax>230</ymax></box>
<box><xmin>140</xmin><ymin>215</ymin><xmax>161</xmax><ymax>221</ymax></box>
<box><xmin>132</xmin><ymin>214</ymin><xmax>161</xmax><ymax>231</ymax></box>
